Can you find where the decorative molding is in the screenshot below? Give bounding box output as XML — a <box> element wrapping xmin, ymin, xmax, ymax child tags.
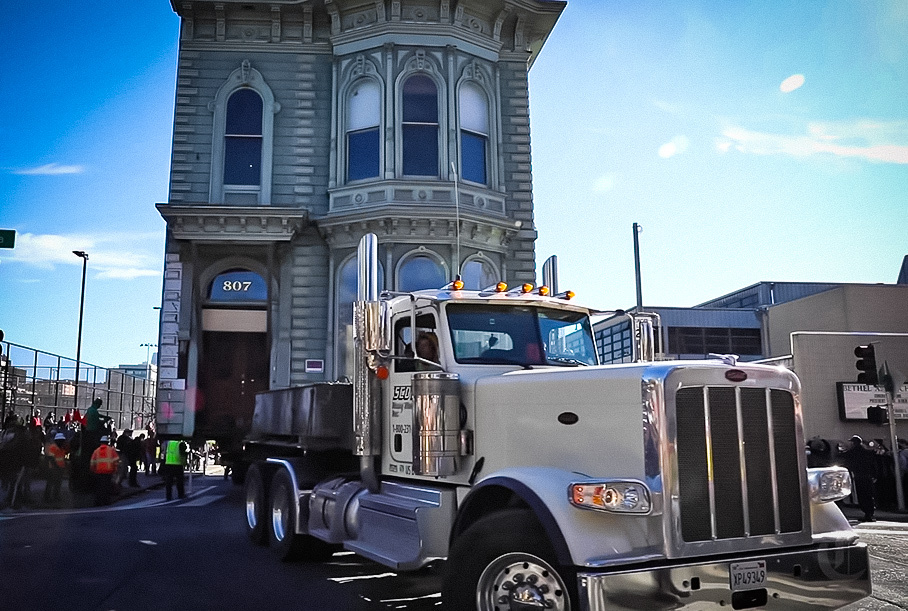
<box><xmin>325</xmin><ymin>0</ymin><xmax>341</xmax><ymax>35</ymax></box>
<box><xmin>270</xmin><ymin>5</ymin><xmax>281</xmax><ymax>42</ymax></box>
<box><xmin>157</xmin><ymin>205</ymin><xmax>307</xmax><ymax>242</ymax></box>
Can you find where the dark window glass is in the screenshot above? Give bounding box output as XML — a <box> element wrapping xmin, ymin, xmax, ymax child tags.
<box><xmin>348</xmin><ymin>128</ymin><xmax>381</xmax><ymax>181</ymax></box>
<box><xmin>209</xmin><ymin>269</ymin><xmax>267</xmax><ymax>302</ymax></box>
<box><xmin>399</xmin><ymin>255</ymin><xmax>446</xmax><ymax>292</ymax></box>
<box><xmin>224</xmin><ymin>89</ymin><xmax>263</xmax><ymax>186</ymax></box>
<box><xmin>461</xmin><ymin>132</ymin><xmax>487</xmax><ymax>184</ymax></box>
<box><xmin>402</xmin><ymin>125</ymin><xmax>438</xmax><ymax>176</ymax></box>
<box><xmin>402</xmin><ymin>75</ymin><xmax>438</xmax><ymax>177</ymax></box>
<box><xmin>224</xmin><ymin>138</ymin><xmax>262</xmax><ymax>185</ymax></box>
<box><xmin>226</xmin><ymin>89</ymin><xmax>263</xmax><ymax>135</ymax></box>
<box><xmin>403</xmin><ymin>75</ymin><xmax>438</xmax><ymax>123</ymax></box>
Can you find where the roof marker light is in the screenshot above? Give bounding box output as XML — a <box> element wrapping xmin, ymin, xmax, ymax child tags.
<box><xmin>495</xmin><ymin>282</ymin><xmax>508</xmax><ymax>293</ymax></box>
<box><xmin>452</xmin><ymin>279</ymin><xmax>464</xmax><ymax>291</ymax></box>
<box><xmin>521</xmin><ymin>283</ymin><xmax>533</xmax><ymax>294</ymax></box>
<box><xmin>556</xmin><ymin>290</ymin><xmax>575</xmax><ymax>300</ymax></box>
<box><xmin>538</xmin><ymin>286</ymin><xmax>550</xmax><ymax>296</ymax></box>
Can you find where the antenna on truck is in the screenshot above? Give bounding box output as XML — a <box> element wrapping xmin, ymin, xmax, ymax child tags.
<box><xmin>451</xmin><ymin>162</ymin><xmax>461</xmax><ymax>282</ymax></box>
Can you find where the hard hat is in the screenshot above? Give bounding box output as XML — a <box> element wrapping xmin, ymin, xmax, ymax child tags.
<box><xmin>851</xmin><ymin>435</ymin><xmax>863</xmax><ymax>444</ymax></box>
<box><xmin>54</xmin><ymin>433</ymin><xmax>66</xmax><ymax>441</ymax></box>
<box><xmin>100</xmin><ymin>436</ymin><xmax>110</xmax><ymax>443</ymax></box>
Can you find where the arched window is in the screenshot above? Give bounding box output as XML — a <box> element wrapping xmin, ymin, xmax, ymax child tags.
<box><xmin>347</xmin><ymin>80</ymin><xmax>381</xmax><ymax>181</ymax></box>
<box><xmin>402</xmin><ymin>75</ymin><xmax>439</xmax><ymax>177</ymax></box>
<box><xmin>335</xmin><ymin>257</ymin><xmax>384</xmax><ymax>378</ymax></box>
<box><xmin>398</xmin><ymin>254</ymin><xmax>446</xmax><ymax>292</ymax></box>
<box><xmin>459</xmin><ymin>83</ymin><xmax>489</xmax><ymax>185</ymax></box>
<box><xmin>461</xmin><ymin>258</ymin><xmax>497</xmax><ymax>290</ymax></box>
<box><xmin>224</xmin><ymin>89</ymin><xmax>263</xmax><ymax>188</ymax></box>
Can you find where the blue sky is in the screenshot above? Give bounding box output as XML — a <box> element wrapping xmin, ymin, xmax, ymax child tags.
<box><xmin>2</xmin><ymin>0</ymin><xmax>906</xmax><ymax>368</ymax></box>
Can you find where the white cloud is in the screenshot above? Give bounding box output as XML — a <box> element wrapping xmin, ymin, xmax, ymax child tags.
<box><xmin>716</xmin><ymin>119</ymin><xmax>908</xmax><ymax>164</ymax></box>
<box><xmin>12</xmin><ymin>163</ymin><xmax>85</xmax><ymax>175</ymax></box>
<box><xmin>2</xmin><ymin>232</ymin><xmax>162</xmax><ymax>280</ymax></box>
<box><xmin>780</xmin><ymin>74</ymin><xmax>805</xmax><ymax>93</ymax></box>
<box><xmin>592</xmin><ymin>173</ymin><xmax>616</xmax><ymax>193</ymax></box>
<box><xmin>658</xmin><ymin>135</ymin><xmax>690</xmax><ymax>159</ymax></box>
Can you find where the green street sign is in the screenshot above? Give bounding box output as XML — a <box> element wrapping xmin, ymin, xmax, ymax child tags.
<box><xmin>0</xmin><ymin>229</ymin><xmax>15</xmax><ymax>249</ymax></box>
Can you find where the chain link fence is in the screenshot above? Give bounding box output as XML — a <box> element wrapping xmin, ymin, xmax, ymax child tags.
<box><xmin>0</xmin><ymin>341</ymin><xmax>155</xmax><ymax>432</ymax></box>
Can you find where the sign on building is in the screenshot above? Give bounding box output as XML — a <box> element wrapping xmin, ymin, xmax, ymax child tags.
<box><xmin>837</xmin><ymin>382</ymin><xmax>908</xmax><ymax>421</ymax></box>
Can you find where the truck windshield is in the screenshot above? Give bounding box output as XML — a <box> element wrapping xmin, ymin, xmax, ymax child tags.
<box><xmin>446</xmin><ymin>303</ymin><xmax>598</xmax><ymax>366</ymax></box>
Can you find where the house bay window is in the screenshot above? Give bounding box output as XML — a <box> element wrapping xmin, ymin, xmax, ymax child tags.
<box><xmin>401</xmin><ymin>74</ymin><xmax>439</xmax><ymax>177</ymax></box>
<box><xmin>458</xmin><ymin>82</ymin><xmax>489</xmax><ymax>185</ymax></box>
<box><xmin>347</xmin><ymin>80</ymin><xmax>381</xmax><ymax>181</ymax></box>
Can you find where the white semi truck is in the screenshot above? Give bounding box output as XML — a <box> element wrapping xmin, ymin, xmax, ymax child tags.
<box><xmin>240</xmin><ymin>234</ymin><xmax>870</xmax><ymax>610</ymax></box>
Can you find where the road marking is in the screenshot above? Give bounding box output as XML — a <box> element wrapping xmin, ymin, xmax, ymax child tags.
<box><xmin>178</xmin><ymin>494</ymin><xmax>222</xmax><ymax>507</ymax></box>
<box><xmin>329</xmin><ymin>572</ymin><xmax>398</xmax><ymax>583</ymax></box>
<box><xmin>854</xmin><ymin>528</ymin><xmax>908</xmax><ymax>536</ymax></box>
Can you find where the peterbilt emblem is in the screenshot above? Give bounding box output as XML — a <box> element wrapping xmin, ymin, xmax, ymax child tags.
<box><xmin>557</xmin><ymin>412</ymin><xmax>579</xmax><ymax>425</ymax></box>
<box><xmin>725</xmin><ymin>369</ymin><xmax>748</xmax><ymax>382</ymax></box>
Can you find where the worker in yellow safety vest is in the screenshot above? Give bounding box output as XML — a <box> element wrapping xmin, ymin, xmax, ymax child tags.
<box><xmin>89</xmin><ymin>436</ymin><xmax>120</xmax><ymax>506</ymax></box>
<box><xmin>161</xmin><ymin>439</ymin><xmax>188</xmax><ymax>501</ymax></box>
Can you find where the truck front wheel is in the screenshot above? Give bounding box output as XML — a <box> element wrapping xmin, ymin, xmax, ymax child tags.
<box><xmin>269</xmin><ymin>469</ymin><xmax>336</xmax><ymax>562</ymax></box>
<box><xmin>442</xmin><ymin>508</ymin><xmax>576</xmax><ymax>611</ymax></box>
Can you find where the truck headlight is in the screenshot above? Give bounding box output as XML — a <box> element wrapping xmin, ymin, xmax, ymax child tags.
<box><xmin>807</xmin><ymin>467</ymin><xmax>852</xmax><ymax>503</ymax></box>
<box><xmin>569</xmin><ymin>480</ymin><xmax>651</xmax><ymax>514</ymax></box>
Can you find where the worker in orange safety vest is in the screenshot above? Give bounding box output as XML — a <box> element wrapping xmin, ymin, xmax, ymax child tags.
<box><xmin>43</xmin><ymin>433</ymin><xmax>69</xmax><ymax>505</ymax></box>
<box><xmin>89</xmin><ymin>436</ymin><xmax>120</xmax><ymax>506</ymax></box>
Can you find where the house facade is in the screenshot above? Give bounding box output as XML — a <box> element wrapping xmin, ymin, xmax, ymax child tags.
<box><xmin>154</xmin><ymin>0</ymin><xmax>565</xmax><ymax>438</ymax></box>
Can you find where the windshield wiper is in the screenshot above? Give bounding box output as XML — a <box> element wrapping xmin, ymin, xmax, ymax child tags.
<box><xmin>546</xmin><ymin>356</ymin><xmax>590</xmax><ymax>367</ymax></box>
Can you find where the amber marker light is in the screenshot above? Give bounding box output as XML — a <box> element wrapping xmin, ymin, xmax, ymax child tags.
<box><xmin>538</xmin><ymin>285</ymin><xmax>550</xmax><ymax>296</ymax></box>
<box><xmin>495</xmin><ymin>282</ymin><xmax>508</xmax><ymax>292</ymax></box>
<box><xmin>452</xmin><ymin>279</ymin><xmax>464</xmax><ymax>291</ymax></box>
<box><xmin>375</xmin><ymin>365</ymin><xmax>390</xmax><ymax>380</ymax></box>
<box><xmin>557</xmin><ymin>290</ymin><xmax>575</xmax><ymax>300</ymax></box>
<box><xmin>520</xmin><ymin>283</ymin><xmax>533</xmax><ymax>294</ymax></box>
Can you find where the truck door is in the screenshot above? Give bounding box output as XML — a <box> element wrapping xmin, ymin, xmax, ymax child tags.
<box><xmin>385</xmin><ymin>311</ymin><xmax>440</xmax><ymax>475</ymax></box>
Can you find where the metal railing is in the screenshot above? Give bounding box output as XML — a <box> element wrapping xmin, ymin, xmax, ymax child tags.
<box><xmin>0</xmin><ymin>341</ymin><xmax>155</xmax><ymax>432</ymax></box>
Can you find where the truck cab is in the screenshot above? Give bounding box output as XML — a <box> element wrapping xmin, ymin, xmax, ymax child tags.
<box><xmin>242</xmin><ymin>234</ymin><xmax>871</xmax><ymax>611</ymax></box>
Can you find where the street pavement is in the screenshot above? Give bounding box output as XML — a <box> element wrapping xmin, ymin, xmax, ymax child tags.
<box><xmin>3</xmin><ymin>469</ymin><xmax>908</xmax><ymax>610</ymax></box>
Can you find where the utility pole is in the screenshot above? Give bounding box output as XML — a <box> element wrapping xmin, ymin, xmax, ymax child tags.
<box><xmin>73</xmin><ymin>251</ymin><xmax>89</xmax><ymax>409</ymax></box>
<box><xmin>633</xmin><ymin>223</ymin><xmax>643</xmax><ymax>311</ymax></box>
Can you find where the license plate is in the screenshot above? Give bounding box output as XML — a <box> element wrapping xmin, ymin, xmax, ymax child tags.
<box><xmin>730</xmin><ymin>560</ymin><xmax>767</xmax><ymax>591</ymax></box>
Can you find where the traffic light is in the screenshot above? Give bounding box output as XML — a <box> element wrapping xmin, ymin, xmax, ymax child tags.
<box><xmin>855</xmin><ymin>344</ymin><xmax>878</xmax><ymax>385</ymax></box>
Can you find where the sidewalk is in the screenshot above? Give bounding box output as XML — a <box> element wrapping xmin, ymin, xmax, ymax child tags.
<box><xmin>1</xmin><ymin>469</ymin><xmax>165</xmax><ymax>511</ymax></box>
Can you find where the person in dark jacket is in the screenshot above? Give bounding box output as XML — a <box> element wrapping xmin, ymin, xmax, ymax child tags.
<box><xmin>125</xmin><ymin>434</ymin><xmax>142</xmax><ymax>488</ymax></box>
<box><xmin>846</xmin><ymin>435</ymin><xmax>878</xmax><ymax>522</ymax></box>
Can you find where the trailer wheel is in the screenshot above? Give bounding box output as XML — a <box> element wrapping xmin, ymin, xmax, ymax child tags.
<box><xmin>244</xmin><ymin>464</ymin><xmax>268</xmax><ymax>545</ymax></box>
<box><xmin>442</xmin><ymin>508</ymin><xmax>576</xmax><ymax>611</ymax></box>
<box><xmin>269</xmin><ymin>469</ymin><xmax>336</xmax><ymax>562</ymax></box>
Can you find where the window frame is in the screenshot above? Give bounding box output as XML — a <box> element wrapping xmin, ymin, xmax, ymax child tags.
<box><xmin>457</xmin><ymin>81</ymin><xmax>491</xmax><ymax>186</ymax></box>
<box><xmin>209</xmin><ymin>61</ymin><xmax>280</xmax><ymax>205</ymax></box>
<box><xmin>400</xmin><ymin>72</ymin><xmax>442</xmax><ymax>178</ymax></box>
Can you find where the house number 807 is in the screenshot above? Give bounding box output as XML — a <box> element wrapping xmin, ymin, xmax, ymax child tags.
<box><xmin>223</xmin><ymin>281</ymin><xmax>252</xmax><ymax>291</ymax></box>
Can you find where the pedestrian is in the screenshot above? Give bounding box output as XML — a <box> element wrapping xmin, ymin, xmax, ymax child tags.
<box><xmin>44</xmin><ymin>433</ymin><xmax>68</xmax><ymax>505</ymax></box>
<box><xmin>143</xmin><ymin>430</ymin><xmax>158</xmax><ymax>476</ymax></box>
<box><xmin>126</xmin><ymin>433</ymin><xmax>142</xmax><ymax>488</ymax></box>
<box><xmin>845</xmin><ymin>435</ymin><xmax>878</xmax><ymax>522</ymax></box>
<box><xmin>160</xmin><ymin>439</ymin><xmax>188</xmax><ymax>501</ymax></box>
<box><xmin>89</xmin><ymin>435</ymin><xmax>120</xmax><ymax>506</ymax></box>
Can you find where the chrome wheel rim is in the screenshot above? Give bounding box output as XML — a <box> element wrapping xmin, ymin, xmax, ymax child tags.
<box><xmin>476</xmin><ymin>552</ymin><xmax>570</xmax><ymax>611</ymax></box>
<box><xmin>245</xmin><ymin>479</ymin><xmax>260</xmax><ymax>530</ymax></box>
<box><xmin>271</xmin><ymin>485</ymin><xmax>289</xmax><ymax>542</ymax></box>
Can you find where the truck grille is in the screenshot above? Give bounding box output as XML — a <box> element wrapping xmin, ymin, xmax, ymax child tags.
<box><xmin>675</xmin><ymin>387</ymin><xmax>802</xmax><ymax>542</ymax></box>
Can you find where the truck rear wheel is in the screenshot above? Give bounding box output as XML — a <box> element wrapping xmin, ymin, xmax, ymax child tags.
<box><xmin>442</xmin><ymin>508</ymin><xmax>576</xmax><ymax>611</ymax></box>
<box><xmin>269</xmin><ymin>469</ymin><xmax>336</xmax><ymax>562</ymax></box>
<box><xmin>244</xmin><ymin>463</ymin><xmax>268</xmax><ymax>545</ymax></box>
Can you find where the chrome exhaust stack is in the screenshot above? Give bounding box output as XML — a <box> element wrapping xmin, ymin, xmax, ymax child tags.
<box><xmin>354</xmin><ymin>233</ymin><xmax>383</xmax><ymax>491</ymax></box>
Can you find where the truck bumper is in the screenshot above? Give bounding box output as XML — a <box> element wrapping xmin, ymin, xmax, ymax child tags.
<box><xmin>578</xmin><ymin>543</ymin><xmax>870</xmax><ymax>611</ymax></box>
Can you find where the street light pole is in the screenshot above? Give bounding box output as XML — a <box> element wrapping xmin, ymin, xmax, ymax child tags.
<box><xmin>73</xmin><ymin>250</ymin><xmax>89</xmax><ymax>409</ymax></box>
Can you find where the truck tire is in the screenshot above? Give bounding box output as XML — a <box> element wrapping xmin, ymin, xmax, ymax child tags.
<box><xmin>244</xmin><ymin>464</ymin><xmax>268</xmax><ymax>545</ymax></box>
<box><xmin>442</xmin><ymin>508</ymin><xmax>576</xmax><ymax>611</ymax></box>
<box><xmin>268</xmin><ymin>469</ymin><xmax>336</xmax><ymax>562</ymax></box>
